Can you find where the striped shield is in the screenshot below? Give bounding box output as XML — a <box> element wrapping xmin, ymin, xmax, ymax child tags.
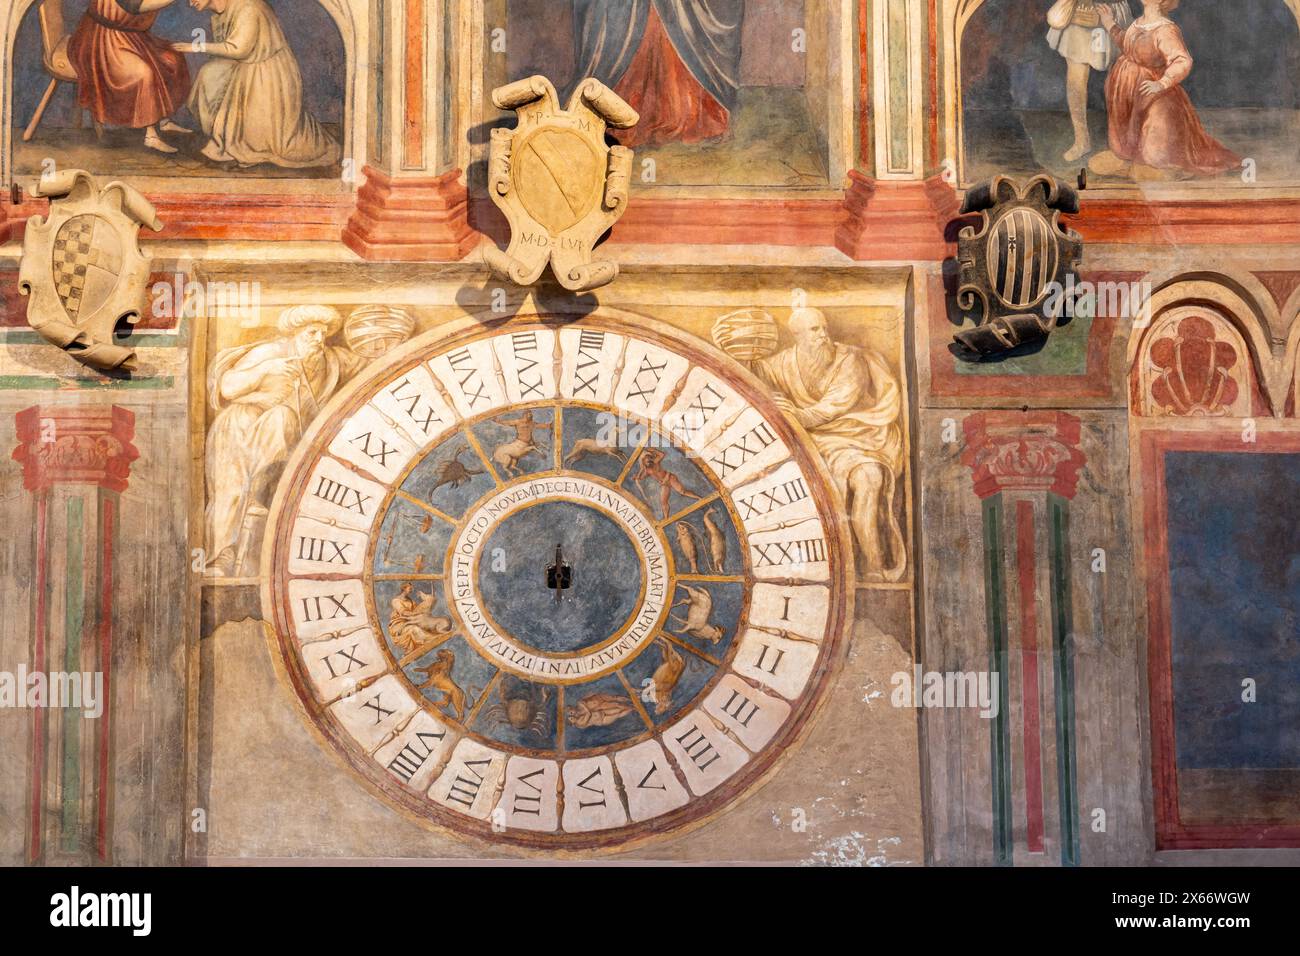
<box><xmin>985</xmin><ymin>207</ymin><xmax>1057</xmax><ymax>310</ymax></box>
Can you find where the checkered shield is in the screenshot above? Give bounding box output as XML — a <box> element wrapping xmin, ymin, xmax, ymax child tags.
<box><xmin>51</xmin><ymin>214</ymin><xmax>124</xmax><ymax>322</ymax></box>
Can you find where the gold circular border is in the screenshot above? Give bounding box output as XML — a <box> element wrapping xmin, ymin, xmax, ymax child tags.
<box><xmin>439</xmin><ymin>471</ymin><xmax>672</xmax><ymax>678</ymax></box>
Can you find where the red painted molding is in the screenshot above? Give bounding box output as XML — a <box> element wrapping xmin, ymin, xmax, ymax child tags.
<box><xmin>97</xmin><ymin>494</ymin><xmax>116</xmax><ymax>863</ymax></box>
<box><xmin>6</xmin><ymin>178</ymin><xmax>1297</xmax><ymax>252</ymax></box>
<box><xmin>12</xmin><ymin>405</ymin><xmax>139</xmax><ymax>493</ymax></box>
<box><xmin>342</xmin><ymin>166</ymin><xmax>477</xmax><ymax>262</ymax></box>
<box><xmin>835</xmin><ymin>172</ymin><xmax>961</xmax><ymax>260</ymax></box>
<box><xmin>1141</xmin><ymin>429</ymin><xmax>1300</xmax><ymax>849</ymax></box>
<box><xmin>1068</xmin><ymin>198</ymin><xmax>1300</xmax><ymax>245</ymax></box>
<box><xmin>857</xmin><ymin>0</ymin><xmax>871</xmax><ymax>167</ymax></box>
<box><xmin>469</xmin><ymin>194</ymin><xmax>844</xmax><ymax>249</ymax></box>
<box><xmin>961</xmin><ymin>410</ymin><xmax>1086</xmax><ymax>500</ymax></box>
<box><xmin>0</xmin><ymin>193</ymin><xmax>47</xmax><ymax>244</ymax></box>
<box><xmin>28</xmin><ymin>492</ymin><xmax>48</xmax><ymax>863</ymax></box>
<box><xmin>152</xmin><ymin>191</ymin><xmax>351</xmax><ymax>241</ymax></box>
<box><xmin>3</xmin><ymin>189</ymin><xmax>349</xmax><ymax>244</ymax></box>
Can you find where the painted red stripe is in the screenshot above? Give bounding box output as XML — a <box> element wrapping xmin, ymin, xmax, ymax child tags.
<box><xmin>858</xmin><ymin>0</ymin><xmax>870</xmax><ymax>165</ymax></box>
<box><xmin>404</xmin><ymin>0</ymin><xmax>425</xmax><ymax>168</ymax></box>
<box><xmin>29</xmin><ymin>494</ymin><xmax>48</xmax><ymax>863</ymax></box>
<box><xmin>96</xmin><ymin>496</ymin><xmax>114</xmax><ymax>862</ymax></box>
<box><xmin>928</xmin><ymin>0</ymin><xmax>939</xmax><ymax>170</ymax></box>
<box><xmin>1016</xmin><ymin>500</ymin><xmax>1045</xmax><ymax>854</ymax></box>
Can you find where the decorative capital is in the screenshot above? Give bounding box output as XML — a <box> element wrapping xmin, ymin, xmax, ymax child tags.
<box><xmin>12</xmin><ymin>405</ymin><xmax>139</xmax><ymax>493</ymax></box>
<box><xmin>961</xmin><ymin>411</ymin><xmax>1086</xmax><ymax>500</ymax></box>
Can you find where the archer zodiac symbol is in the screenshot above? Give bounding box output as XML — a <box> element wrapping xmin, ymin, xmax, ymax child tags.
<box><xmin>491</xmin><ymin>410</ymin><xmax>547</xmax><ymax>477</ymax></box>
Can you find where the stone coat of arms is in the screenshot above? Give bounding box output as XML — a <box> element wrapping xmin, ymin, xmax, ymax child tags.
<box><xmin>19</xmin><ymin>169</ymin><xmax>163</xmax><ymax>372</ymax></box>
<box><xmin>485</xmin><ymin>75</ymin><xmax>639</xmax><ymax>293</ymax></box>
<box><xmin>953</xmin><ymin>174</ymin><xmax>1083</xmax><ymax>359</ymax></box>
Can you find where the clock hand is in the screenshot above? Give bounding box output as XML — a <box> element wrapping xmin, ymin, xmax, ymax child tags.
<box><xmin>547</xmin><ymin>542</ymin><xmax>572</xmax><ymax>604</ymax></box>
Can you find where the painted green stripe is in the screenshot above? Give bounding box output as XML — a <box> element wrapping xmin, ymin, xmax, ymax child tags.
<box><xmin>981</xmin><ymin>494</ymin><xmax>1013</xmax><ymax>866</ymax></box>
<box><xmin>0</xmin><ymin>375</ymin><xmax>174</xmax><ymax>391</ymax></box>
<box><xmin>0</xmin><ymin>330</ymin><xmax>182</xmax><ymax>347</ymax></box>
<box><xmin>886</xmin><ymin>0</ymin><xmax>911</xmax><ymax>171</ymax></box>
<box><xmin>1049</xmin><ymin>494</ymin><xmax>1081</xmax><ymax>867</ymax></box>
<box><xmin>61</xmin><ymin>496</ymin><xmax>85</xmax><ymax>852</ymax></box>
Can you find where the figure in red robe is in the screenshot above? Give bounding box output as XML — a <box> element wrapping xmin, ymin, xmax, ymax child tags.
<box><xmin>68</xmin><ymin>0</ymin><xmax>192</xmax><ymax>154</ymax></box>
<box><xmin>571</xmin><ymin>1</ymin><xmax>744</xmax><ymax>149</ymax></box>
<box><xmin>1094</xmin><ymin>0</ymin><xmax>1240</xmax><ymax>179</ymax></box>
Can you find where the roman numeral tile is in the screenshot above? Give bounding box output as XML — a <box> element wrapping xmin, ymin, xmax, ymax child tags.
<box><xmin>612</xmin><ymin>740</ymin><xmax>690</xmax><ymax>822</ymax></box>
<box><xmin>372</xmin><ymin>365</ymin><xmax>459</xmax><ymax>448</ymax></box>
<box><xmin>327</xmin><ymin>674</ymin><xmax>421</xmax><ymax>752</ymax></box>
<box><xmin>662</xmin><ymin>711</ymin><xmax>748</xmax><ymax>796</ymax></box>
<box><xmin>700</xmin><ymin>407</ymin><xmax>789</xmax><ymax>489</ymax></box>
<box><xmin>498</xmin><ymin>756</ymin><xmax>559</xmax><ymax>832</ymax></box>
<box><xmin>732</xmin><ymin>627</ymin><xmax>820</xmax><ymax>701</ymax></box>
<box><xmin>612</xmin><ymin>340</ymin><xmax>688</xmax><ymax>419</ymax></box>
<box><xmin>731</xmin><ymin>460</ymin><xmax>819</xmax><ymax>535</ymax></box>
<box><xmin>559</xmin><ymin>327</ymin><xmax>622</xmax><ymax>403</ymax></box>
<box><xmin>430</xmin><ymin>739</ymin><xmax>508</xmax><ymax>820</ymax></box>
<box><xmin>288</xmin><ymin>515</ymin><xmax>370</xmax><ymax>577</ymax></box>
<box><xmin>374</xmin><ymin>711</ymin><xmax>456</xmax><ymax>793</ymax></box>
<box><xmin>327</xmin><ymin>404</ymin><xmax>419</xmax><ymax>484</ymax></box>
<box><xmin>748</xmin><ymin>583</ymin><xmax>830</xmax><ymax>640</ymax></box>
<box><xmin>428</xmin><ymin>342</ymin><xmax>507</xmax><ymax>417</ymax></box>
<box><xmin>303</xmin><ymin>627</ymin><xmax>388</xmax><ymax>704</ymax></box>
<box><xmin>493</xmin><ymin>328</ymin><xmax>558</xmax><ymax>403</ymax></box>
<box><xmin>661</xmin><ymin>369</ymin><xmax>745</xmax><ymax>451</ymax></box>
<box><xmin>561</xmin><ymin>755</ymin><xmax>627</xmax><ymax>833</ymax></box>
<box><xmin>702</xmin><ymin>674</ymin><xmax>792</xmax><ymax>752</ymax></box>
<box><xmin>298</xmin><ymin>456</ymin><xmax>386</xmax><ymax>533</ymax></box>
<box><xmin>288</xmin><ymin>578</ymin><xmax>367</xmax><ymax>641</ymax></box>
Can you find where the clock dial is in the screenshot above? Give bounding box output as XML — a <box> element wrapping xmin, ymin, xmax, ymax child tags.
<box><xmin>263</xmin><ymin>317</ymin><xmax>851</xmax><ymax>849</ymax></box>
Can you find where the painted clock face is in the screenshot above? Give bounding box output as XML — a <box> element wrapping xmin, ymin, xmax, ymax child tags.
<box><xmin>263</xmin><ymin>317</ymin><xmax>850</xmax><ymax>850</ymax></box>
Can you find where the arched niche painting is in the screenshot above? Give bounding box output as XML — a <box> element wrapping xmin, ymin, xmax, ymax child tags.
<box><xmin>481</xmin><ymin>0</ymin><xmax>849</xmax><ymax>190</ymax></box>
<box><xmin>9</xmin><ymin>0</ymin><xmax>347</xmax><ymax>180</ymax></box>
<box><xmin>960</xmin><ymin>0</ymin><xmax>1300</xmax><ymax>188</ymax></box>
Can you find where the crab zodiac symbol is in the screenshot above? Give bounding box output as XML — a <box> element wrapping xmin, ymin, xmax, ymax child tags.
<box><xmin>485</xmin><ymin>75</ymin><xmax>639</xmax><ymax>293</ymax></box>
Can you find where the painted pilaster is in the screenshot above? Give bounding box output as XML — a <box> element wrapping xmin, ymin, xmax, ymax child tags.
<box><xmin>961</xmin><ymin>411</ymin><xmax>1086</xmax><ymax>866</ymax></box>
<box><xmin>343</xmin><ymin>0</ymin><xmax>476</xmax><ymax>260</ymax></box>
<box><xmin>836</xmin><ymin>0</ymin><xmax>957</xmax><ymax>260</ymax></box>
<box><xmin>11</xmin><ymin>404</ymin><xmax>137</xmax><ymax>864</ymax></box>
